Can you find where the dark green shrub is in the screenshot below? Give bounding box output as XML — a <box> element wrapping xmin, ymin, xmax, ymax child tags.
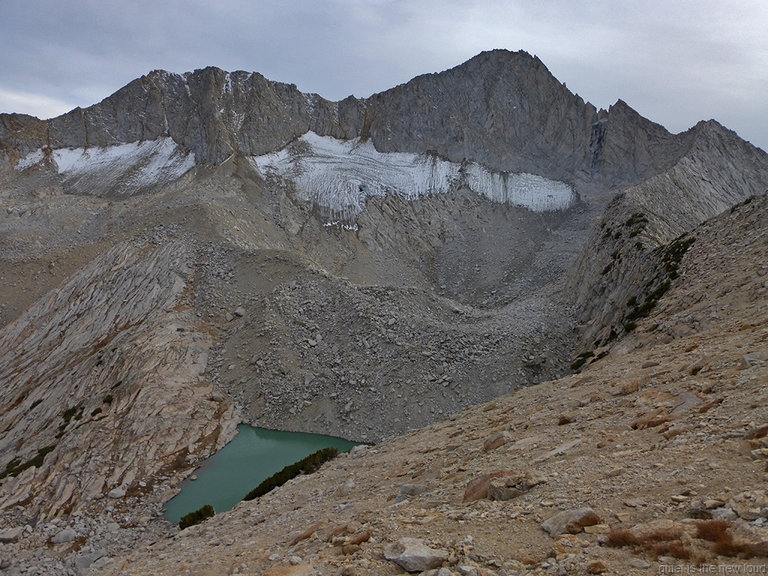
<box><xmin>243</xmin><ymin>447</ymin><xmax>338</xmax><ymax>501</ymax></box>
<box><xmin>625</xmin><ymin>212</ymin><xmax>649</xmax><ymax>228</ymax></box>
<box><xmin>625</xmin><ymin>280</ymin><xmax>671</xmax><ymax>323</ymax></box>
<box><xmin>57</xmin><ymin>404</ymin><xmax>84</xmax><ymax>437</ymax></box>
<box><xmin>179</xmin><ymin>504</ymin><xmax>215</xmax><ymax>529</ymax></box>
<box><xmin>623</xmin><ymin>320</ymin><xmax>638</xmax><ymax>332</ymax></box>
<box><xmin>61</xmin><ymin>405</ymin><xmax>79</xmax><ymax>424</ymax></box>
<box><xmin>0</xmin><ymin>445</ymin><xmax>56</xmax><ymax>480</ymax></box>
<box><xmin>660</xmin><ymin>235</ymin><xmax>695</xmax><ymax>279</ymax></box>
<box><xmin>620</xmin><ymin>234</ymin><xmax>694</xmax><ymax>335</ymax></box>
<box><xmin>571</xmin><ymin>351</ymin><xmax>594</xmax><ymax>372</ymax></box>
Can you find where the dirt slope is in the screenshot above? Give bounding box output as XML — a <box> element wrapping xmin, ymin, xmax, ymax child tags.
<box><xmin>86</xmin><ymin>196</ymin><xmax>768</xmax><ymax>575</ymax></box>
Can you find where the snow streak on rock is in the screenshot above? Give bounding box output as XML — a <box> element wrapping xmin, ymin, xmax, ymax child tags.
<box><xmin>251</xmin><ymin>132</ymin><xmax>574</xmax><ymax>222</ymax></box>
<box><xmin>16</xmin><ymin>138</ymin><xmax>195</xmax><ymax>195</ymax></box>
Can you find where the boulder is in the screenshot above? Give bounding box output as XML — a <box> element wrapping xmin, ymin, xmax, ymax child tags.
<box><xmin>384</xmin><ymin>537</ymin><xmax>448</xmax><ymax>572</ymax></box>
<box><xmin>483</xmin><ymin>432</ymin><xmax>507</xmax><ymax>452</ymax></box>
<box><xmin>72</xmin><ymin>550</ymin><xmax>105</xmax><ymax>572</ymax></box>
<box><xmin>541</xmin><ymin>507</ymin><xmax>601</xmax><ymax>536</ymax></box>
<box><xmin>464</xmin><ymin>470</ymin><xmax>543</xmax><ymax>502</ymax></box>
<box><xmin>396</xmin><ymin>484</ymin><xmax>428</xmax><ymax>502</ymax></box>
<box><xmin>107</xmin><ymin>487</ymin><xmax>126</xmax><ymax>499</ymax></box>
<box><xmin>463</xmin><ymin>471</ymin><xmax>516</xmax><ymax>502</ymax></box>
<box><xmin>0</xmin><ymin>526</ymin><xmax>24</xmax><ymax>543</ymax></box>
<box><xmin>487</xmin><ymin>471</ymin><xmax>546</xmax><ymax>501</ymax></box>
<box><xmin>52</xmin><ymin>527</ymin><xmax>77</xmax><ymax>543</ymax></box>
<box><xmin>741</xmin><ymin>352</ymin><xmax>764</xmax><ymax>369</ymax></box>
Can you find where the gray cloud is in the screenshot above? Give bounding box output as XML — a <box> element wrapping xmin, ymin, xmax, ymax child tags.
<box><xmin>1</xmin><ymin>0</ymin><xmax>766</xmax><ymax>151</ymax></box>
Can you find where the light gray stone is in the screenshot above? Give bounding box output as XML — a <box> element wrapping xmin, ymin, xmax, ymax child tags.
<box><xmin>395</xmin><ymin>484</ymin><xmax>428</xmax><ymax>503</ymax></box>
<box><xmin>73</xmin><ymin>550</ymin><xmax>105</xmax><ymax>573</ymax></box>
<box><xmin>384</xmin><ymin>537</ymin><xmax>448</xmax><ymax>572</ymax></box>
<box><xmin>741</xmin><ymin>352</ymin><xmax>764</xmax><ymax>369</ymax></box>
<box><xmin>0</xmin><ymin>526</ymin><xmax>24</xmax><ymax>543</ymax></box>
<box><xmin>541</xmin><ymin>507</ymin><xmax>601</xmax><ymax>536</ymax></box>
<box><xmin>52</xmin><ymin>527</ymin><xmax>77</xmax><ymax>544</ymax></box>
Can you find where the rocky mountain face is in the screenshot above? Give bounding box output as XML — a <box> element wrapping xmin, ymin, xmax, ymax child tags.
<box><xmin>0</xmin><ymin>50</ymin><xmax>767</xmax><ymax>574</ymax></box>
<box><xmin>1</xmin><ymin>50</ymin><xmax>697</xmax><ymax>192</ymax></box>
<box><xmin>569</xmin><ymin>120</ymin><xmax>768</xmax><ymax>348</ymax></box>
<box><xmin>0</xmin><ymin>240</ymin><xmax>238</xmax><ymax>520</ymax></box>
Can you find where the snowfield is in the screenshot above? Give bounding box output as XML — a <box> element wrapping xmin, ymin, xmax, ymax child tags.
<box><xmin>14</xmin><ymin>132</ymin><xmax>574</xmax><ymax>212</ymax></box>
<box><xmin>252</xmin><ymin>132</ymin><xmax>575</xmax><ymax>221</ymax></box>
<box><xmin>16</xmin><ymin>138</ymin><xmax>195</xmax><ymax>194</ymax></box>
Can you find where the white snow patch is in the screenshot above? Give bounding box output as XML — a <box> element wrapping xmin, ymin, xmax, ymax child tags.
<box><xmin>50</xmin><ymin>138</ymin><xmax>195</xmax><ymax>192</ymax></box>
<box><xmin>465</xmin><ymin>165</ymin><xmax>574</xmax><ymax>213</ymax></box>
<box><xmin>53</xmin><ymin>147</ymin><xmax>89</xmax><ymax>173</ymax></box>
<box><xmin>15</xmin><ymin>149</ymin><xmax>45</xmax><ymax>170</ymax></box>
<box><xmin>251</xmin><ymin>132</ymin><xmax>574</xmax><ymax>222</ymax></box>
<box><xmin>304</xmin><ymin>93</ymin><xmax>317</xmax><ymax>118</ymax></box>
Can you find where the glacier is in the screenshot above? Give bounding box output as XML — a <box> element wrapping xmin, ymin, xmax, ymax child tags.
<box><xmin>251</xmin><ymin>132</ymin><xmax>575</xmax><ymax>222</ymax></box>
<box><xmin>16</xmin><ymin>138</ymin><xmax>195</xmax><ymax>195</ymax></box>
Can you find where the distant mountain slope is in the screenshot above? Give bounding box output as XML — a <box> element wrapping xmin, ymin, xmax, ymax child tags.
<box><xmin>569</xmin><ymin>120</ymin><xmax>768</xmax><ymax>347</ymax></box>
<box><xmin>0</xmin><ymin>50</ymin><xmax>710</xmax><ymax>194</ymax></box>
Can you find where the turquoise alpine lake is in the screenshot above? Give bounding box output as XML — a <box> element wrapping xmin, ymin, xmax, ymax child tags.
<box><xmin>164</xmin><ymin>425</ymin><xmax>358</xmax><ymax>523</ymax></box>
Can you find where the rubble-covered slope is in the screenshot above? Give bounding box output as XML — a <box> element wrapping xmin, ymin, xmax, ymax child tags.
<box><xmin>93</xmin><ymin>173</ymin><xmax>768</xmax><ymax>576</ymax></box>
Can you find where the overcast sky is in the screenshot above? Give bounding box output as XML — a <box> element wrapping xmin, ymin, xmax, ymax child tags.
<box><xmin>1</xmin><ymin>0</ymin><xmax>766</xmax><ymax>151</ymax></box>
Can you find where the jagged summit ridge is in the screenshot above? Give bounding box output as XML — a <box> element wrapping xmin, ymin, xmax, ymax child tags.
<box><xmin>0</xmin><ymin>49</ymin><xmax>730</xmax><ymax>193</ymax></box>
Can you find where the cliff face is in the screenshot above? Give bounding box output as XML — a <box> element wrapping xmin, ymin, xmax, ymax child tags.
<box><xmin>0</xmin><ymin>241</ymin><xmax>238</xmax><ymax>519</ymax></box>
<box><xmin>361</xmin><ymin>51</ymin><xmax>599</xmax><ymax>181</ymax></box>
<box><xmin>0</xmin><ymin>68</ymin><xmax>365</xmax><ymax>165</ymax></box>
<box><xmin>0</xmin><ymin>50</ymin><xmax>700</xmax><ymax>192</ymax></box>
<box><xmin>568</xmin><ymin>120</ymin><xmax>768</xmax><ymax>347</ymax></box>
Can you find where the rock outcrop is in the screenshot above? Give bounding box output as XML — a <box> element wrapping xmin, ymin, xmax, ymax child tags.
<box><xmin>0</xmin><ymin>240</ymin><xmax>237</xmax><ymax>519</ymax></box>
<box><xmin>568</xmin><ymin>120</ymin><xmax>768</xmax><ymax>347</ymax></box>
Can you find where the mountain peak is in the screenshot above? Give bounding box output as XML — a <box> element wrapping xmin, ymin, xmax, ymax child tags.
<box><xmin>0</xmin><ymin>51</ymin><xmax>760</xmax><ymax>191</ymax></box>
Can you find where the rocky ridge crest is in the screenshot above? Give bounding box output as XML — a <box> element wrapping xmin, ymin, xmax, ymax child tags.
<box><xmin>1</xmin><ymin>50</ymin><xmax>707</xmax><ymax>193</ymax></box>
<box><xmin>569</xmin><ymin>120</ymin><xmax>768</xmax><ymax>346</ymax></box>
